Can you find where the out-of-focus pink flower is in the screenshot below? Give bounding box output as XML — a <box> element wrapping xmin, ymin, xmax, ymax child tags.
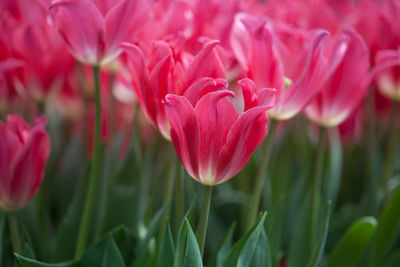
<box><xmin>163</xmin><ymin>78</ymin><xmax>277</xmax><ymax>185</ymax></box>
<box><xmin>305</xmin><ymin>29</ymin><xmax>370</xmax><ymax>127</ymax></box>
<box><xmin>49</xmin><ymin>0</ymin><xmax>149</xmax><ymax>65</ymax></box>
<box><xmin>0</xmin><ymin>0</ymin><xmax>75</xmax><ymax>103</ymax></box>
<box><xmin>354</xmin><ymin>0</ymin><xmax>400</xmax><ymax>60</ymax></box>
<box><xmin>122</xmin><ymin>39</ymin><xmax>226</xmax><ymax>139</ymax></box>
<box><xmin>372</xmin><ymin>49</ymin><xmax>400</xmax><ymax>101</ymax></box>
<box><xmin>0</xmin><ymin>115</ymin><xmax>50</xmax><ymax>211</ymax></box>
<box><xmin>230</xmin><ymin>13</ymin><xmax>328</xmax><ymax>120</ymax></box>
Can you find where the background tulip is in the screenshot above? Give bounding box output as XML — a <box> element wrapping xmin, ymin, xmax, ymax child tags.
<box><xmin>122</xmin><ymin>39</ymin><xmax>226</xmax><ymax>139</ymax></box>
<box><xmin>0</xmin><ymin>115</ymin><xmax>50</xmax><ymax>211</ymax></box>
<box><xmin>230</xmin><ymin>13</ymin><xmax>328</xmax><ymax>120</ymax></box>
<box><xmin>305</xmin><ymin>29</ymin><xmax>370</xmax><ymax>127</ymax></box>
<box><xmin>49</xmin><ymin>0</ymin><xmax>149</xmax><ymax>65</ymax></box>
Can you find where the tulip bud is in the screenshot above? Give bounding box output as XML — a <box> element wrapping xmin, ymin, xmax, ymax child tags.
<box><xmin>0</xmin><ymin>115</ymin><xmax>50</xmax><ymax>211</ymax></box>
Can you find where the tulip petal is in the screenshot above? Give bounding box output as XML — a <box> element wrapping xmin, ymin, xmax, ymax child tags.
<box><xmin>50</xmin><ymin>0</ymin><xmax>105</xmax><ymax>64</ymax></box>
<box><xmin>104</xmin><ymin>0</ymin><xmax>148</xmax><ymax>63</ymax></box>
<box><xmin>306</xmin><ymin>29</ymin><xmax>370</xmax><ymax>127</ymax></box>
<box><xmin>121</xmin><ymin>43</ymin><xmax>158</xmax><ymax>128</ymax></box>
<box><xmin>194</xmin><ymin>90</ymin><xmax>237</xmax><ymax>184</ymax></box>
<box><xmin>184</xmin><ymin>78</ymin><xmax>228</xmax><ymax>106</ymax></box>
<box><xmin>274</xmin><ymin>30</ymin><xmax>329</xmax><ymax>119</ymax></box>
<box><xmin>216</xmin><ymin>106</ymin><xmax>269</xmax><ymax>184</ymax></box>
<box><xmin>177</xmin><ymin>40</ymin><xmax>225</xmax><ymax>94</ymax></box>
<box><xmin>0</xmin><ymin>122</ymin><xmax>22</xmax><ymax>206</ymax></box>
<box><xmin>164</xmin><ymin>94</ymin><xmax>200</xmax><ymax>180</ymax></box>
<box><xmin>9</xmin><ymin>128</ymin><xmax>50</xmax><ymax>210</ymax></box>
<box><xmin>239</xmin><ymin>78</ymin><xmax>278</xmax><ymax>111</ymax></box>
<box><xmin>230</xmin><ymin>13</ymin><xmax>252</xmax><ymax>71</ymax></box>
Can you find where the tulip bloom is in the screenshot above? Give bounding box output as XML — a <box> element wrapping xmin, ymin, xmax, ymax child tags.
<box><xmin>163</xmin><ymin>78</ymin><xmax>277</xmax><ymax>185</ymax></box>
<box><xmin>0</xmin><ymin>115</ymin><xmax>50</xmax><ymax>211</ymax></box>
<box><xmin>230</xmin><ymin>13</ymin><xmax>328</xmax><ymax>120</ymax></box>
<box><xmin>122</xmin><ymin>39</ymin><xmax>226</xmax><ymax>139</ymax></box>
<box><xmin>49</xmin><ymin>0</ymin><xmax>148</xmax><ymax>65</ymax></box>
<box><xmin>305</xmin><ymin>29</ymin><xmax>370</xmax><ymax>127</ymax></box>
<box><xmin>372</xmin><ymin>49</ymin><xmax>400</xmax><ymax>101</ymax></box>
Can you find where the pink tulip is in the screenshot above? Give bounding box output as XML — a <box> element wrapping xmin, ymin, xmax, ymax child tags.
<box><xmin>49</xmin><ymin>0</ymin><xmax>149</xmax><ymax>65</ymax></box>
<box><xmin>230</xmin><ymin>13</ymin><xmax>328</xmax><ymax>120</ymax></box>
<box><xmin>0</xmin><ymin>115</ymin><xmax>50</xmax><ymax>211</ymax></box>
<box><xmin>163</xmin><ymin>78</ymin><xmax>277</xmax><ymax>185</ymax></box>
<box><xmin>372</xmin><ymin>49</ymin><xmax>400</xmax><ymax>101</ymax></box>
<box><xmin>122</xmin><ymin>39</ymin><xmax>226</xmax><ymax>139</ymax></box>
<box><xmin>305</xmin><ymin>29</ymin><xmax>370</xmax><ymax>127</ymax></box>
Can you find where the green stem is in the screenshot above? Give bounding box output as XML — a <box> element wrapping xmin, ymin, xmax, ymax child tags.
<box><xmin>8</xmin><ymin>213</ymin><xmax>21</xmax><ymax>255</ymax></box>
<box><xmin>197</xmin><ymin>185</ymin><xmax>213</xmax><ymax>257</ymax></box>
<box><xmin>74</xmin><ymin>65</ymin><xmax>102</xmax><ymax>259</ymax></box>
<box><xmin>308</xmin><ymin>127</ymin><xmax>327</xmax><ymax>258</ymax></box>
<box><xmin>246</xmin><ymin>119</ymin><xmax>278</xmax><ymax>231</ymax></box>
<box><xmin>175</xmin><ymin>159</ymin><xmax>184</xmax><ymax>232</ymax></box>
<box><xmin>362</xmin><ymin>90</ymin><xmax>378</xmax><ymax>215</ymax></box>
<box><xmin>380</xmin><ymin>101</ymin><xmax>399</xmax><ymax>204</ymax></box>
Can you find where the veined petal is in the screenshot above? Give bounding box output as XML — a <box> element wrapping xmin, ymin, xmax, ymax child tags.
<box><xmin>177</xmin><ymin>40</ymin><xmax>225</xmax><ymax>94</ymax></box>
<box><xmin>104</xmin><ymin>0</ymin><xmax>148</xmax><ymax>63</ymax></box>
<box><xmin>50</xmin><ymin>0</ymin><xmax>105</xmax><ymax>64</ymax></box>
<box><xmin>184</xmin><ymin>77</ymin><xmax>228</xmax><ymax>106</ymax></box>
<box><xmin>273</xmin><ymin>30</ymin><xmax>329</xmax><ymax>120</ymax></box>
<box><xmin>249</xmin><ymin>18</ymin><xmax>285</xmax><ymax>93</ymax></box>
<box><xmin>194</xmin><ymin>90</ymin><xmax>237</xmax><ymax>185</ymax></box>
<box><xmin>216</xmin><ymin>106</ymin><xmax>269</xmax><ymax>184</ymax></box>
<box><xmin>121</xmin><ymin>43</ymin><xmax>158</xmax><ymax>128</ymax></box>
<box><xmin>239</xmin><ymin>78</ymin><xmax>278</xmax><ymax>111</ymax></box>
<box><xmin>0</xmin><ymin>59</ymin><xmax>24</xmax><ymax>75</ymax></box>
<box><xmin>164</xmin><ymin>94</ymin><xmax>200</xmax><ymax>181</ymax></box>
<box><xmin>230</xmin><ymin>13</ymin><xmax>252</xmax><ymax>71</ymax></box>
<box><xmin>150</xmin><ymin>54</ymin><xmax>173</xmax><ymax>139</ymax></box>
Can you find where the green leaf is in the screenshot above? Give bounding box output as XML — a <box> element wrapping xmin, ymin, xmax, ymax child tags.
<box><xmin>156</xmin><ymin>222</ymin><xmax>175</xmax><ymax>267</ymax></box>
<box><xmin>14</xmin><ymin>254</ymin><xmax>78</xmax><ymax>267</ymax></box>
<box><xmin>173</xmin><ymin>196</ymin><xmax>198</xmax><ymax>267</ymax></box>
<box><xmin>383</xmin><ymin>250</ymin><xmax>400</xmax><ymax>267</ymax></box>
<box><xmin>373</xmin><ymin>184</ymin><xmax>400</xmax><ymax>264</ymax></box>
<box><xmin>307</xmin><ymin>201</ymin><xmax>332</xmax><ymax>267</ymax></box>
<box><xmin>173</xmin><ymin>217</ymin><xmax>188</xmax><ymax>267</ymax></box>
<box><xmin>53</xmin><ymin>163</ymin><xmax>90</xmax><ymax>261</ymax></box>
<box><xmin>210</xmin><ymin>222</ymin><xmax>236</xmax><ymax>267</ymax></box>
<box><xmin>132</xmin><ymin>201</ymin><xmax>170</xmax><ymax>267</ymax></box>
<box><xmin>249</xmin><ymin>227</ymin><xmax>271</xmax><ymax>267</ymax></box>
<box><xmin>325</xmin><ymin>216</ymin><xmax>377</xmax><ymax>267</ymax></box>
<box><xmin>80</xmin><ymin>236</ymin><xmax>125</xmax><ymax>267</ymax></box>
<box><xmin>110</xmin><ymin>226</ymin><xmax>137</xmax><ymax>266</ymax></box>
<box><xmin>183</xmin><ymin>219</ymin><xmax>202</xmax><ymax>267</ymax></box>
<box><xmin>21</xmin><ymin>225</ymin><xmax>36</xmax><ymax>259</ymax></box>
<box><xmin>222</xmin><ymin>212</ymin><xmax>267</xmax><ymax>267</ymax></box>
<box><xmin>0</xmin><ymin>213</ymin><xmax>5</xmax><ymax>267</ymax></box>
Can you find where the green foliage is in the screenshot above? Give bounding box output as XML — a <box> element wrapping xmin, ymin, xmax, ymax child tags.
<box><xmin>222</xmin><ymin>212</ymin><xmax>270</xmax><ymax>267</ymax></box>
<box><xmin>373</xmin><ymin>184</ymin><xmax>400</xmax><ymax>264</ymax></box>
<box><xmin>325</xmin><ymin>217</ymin><xmax>377</xmax><ymax>267</ymax></box>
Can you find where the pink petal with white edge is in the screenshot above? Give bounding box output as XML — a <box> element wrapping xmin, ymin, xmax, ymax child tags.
<box><xmin>121</xmin><ymin>43</ymin><xmax>157</xmax><ymax>127</ymax></box>
<box><xmin>177</xmin><ymin>40</ymin><xmax>225</xmax><ymax>94</ymax></box>
<box><xmin>273</xmin><ymin>30</ymin><xmax>329</xmax><ymax>120</ymax></box>
<box><xmin>104</xmin><ymin>0</ymin><xmax>148</xmax><ymax>64</ymax></box>
<box><xmin>184</xmin><ymin>78</ymin><xmax>228</xmax><ymax>106</ymax></box>
<box><xmin>50</xmin><ymin>0</ymin><xmax>105</xmax><ymax>64</ymax></box>
<box><xmin>194</xmin><ymin>90</ymin><xmax>237</xmax><ymax>185</ymax></box>
<box><xmin>164</xmin><ymin>94</ymin><xmax>200</xmax><ymax>181</ymax></box>
<box><xmin>216</xmin><ymin>105</ymin><xmax>270</xmax><ymax>184</ymax></box>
